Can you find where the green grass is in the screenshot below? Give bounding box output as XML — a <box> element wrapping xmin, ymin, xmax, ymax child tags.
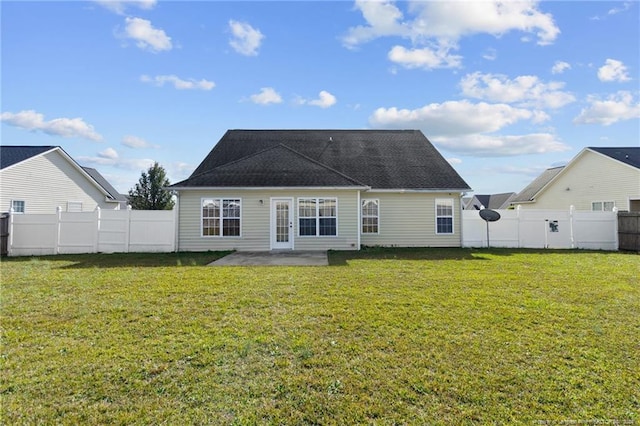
<box><xmin>1</xmin><ymin>249</ymin><xmax>638</xmax><ymax>424</ymax></box>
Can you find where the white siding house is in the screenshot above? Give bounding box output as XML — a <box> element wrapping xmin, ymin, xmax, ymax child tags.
<box><xmin>171</xmin><ymin>130</ymin><xmax>471</xmax><ymax>251</ymax></box>
<box><xmin>511</xmin><ymin>147</ymin><xmax>640</xmax><ymax>212</ymax></box>
<box><xmin>1</xmin><ymin>146</ymin><xmax>125</xmax><ymax>214</ymax></box>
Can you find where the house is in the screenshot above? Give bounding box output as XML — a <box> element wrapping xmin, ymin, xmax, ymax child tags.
<box><xmin>511</xmin><ymin>147</ymin><xmax>640</xmax><ymax>211</ymax></box>
<box><xmin>463</xmin><ymin>192</ymin><xmax>516</xmax><ymax>210</ymax></box>
<box><xmin>170</xmin><ymin>129</ymin><xmax>471</xmax><ymax>251</ymax></box>
<box><xmin>0</xmin><ymin>145</ymin><xmax>127</xmax><ymax>214</ymax></box>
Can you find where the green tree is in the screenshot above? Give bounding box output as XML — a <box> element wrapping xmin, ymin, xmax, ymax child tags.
<box><xmin>128</xmin><ymin>162</ymin><xmax>175</xmax><ymax>210</ymax></box>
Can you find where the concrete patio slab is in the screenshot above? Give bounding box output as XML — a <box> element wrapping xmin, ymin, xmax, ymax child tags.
<box><xmin>209</xmin><ymin>251</ymin><xmax>328</xmax><ymax>266</ymax></box>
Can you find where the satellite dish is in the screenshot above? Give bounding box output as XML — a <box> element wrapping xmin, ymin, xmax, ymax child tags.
<box><xmin>479</xmin><ymin>209</ymin><xmax>501</xmax><ymax>222</ymax></box>
<box><xmin>479</xmin><ymin>209</ymin><xmax>501</xmax><ymax>248</ymax></box>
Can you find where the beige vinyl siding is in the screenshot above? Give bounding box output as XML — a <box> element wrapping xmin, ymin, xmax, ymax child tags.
<box><xmin>360</xmin><ymin>192</ymin><xmax>462</xmax><ymax>247</ymax></box>
<box><xmin>518</xmin><ymin>150</ymin><xmax>640</xmax><ymax>211</ymax></box>
<box><xmin>177</xmin><ymin>189</ymin><xmax>360</xmax><ymax>251</ymax></box>
<box><xmin>0</xmin><ymin>150</ymin><xmax>116</xmax><ymax>214</ymax></box>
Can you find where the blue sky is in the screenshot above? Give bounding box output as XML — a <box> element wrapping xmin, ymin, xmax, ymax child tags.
<box><xmin>2</xmin><ymin>0</ymin><xmax>639</xmax><ymax>195</ymax></box>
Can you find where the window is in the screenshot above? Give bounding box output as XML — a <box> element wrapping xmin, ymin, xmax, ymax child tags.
<box><xmin>436</xmin><ymin>199</ymin><xmax>454</xmax><ymax>234</ymax></box>
<box><xmin>362</xmin><ymin>199</ymin><xmax>379</xmax><ymax>234</ymax></box>
<box><xmin>202</xmin><ymin>198</ymin><xmax>241</xmax><ymax>237</ymax></box>
<box><xmin>67</xmin><ymin>201</ymin><xmax>83</xmax><ymax>212</ymax></box>
<box><xmin>298</xmin><ymin>198</ymin><xmax>337</xmax><ymax>236</ymax></box>
<box><xmin>592</xmin><ymin>201</ymin><xmax>615</xmax><ymax>211</ymax></box>
<box><xmin>11</xmin><ymin>200</ymin><xmax>25</xmax><ymax>213</ymax></box>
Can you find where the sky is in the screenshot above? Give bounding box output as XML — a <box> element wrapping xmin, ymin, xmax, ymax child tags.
<box><xmin>2</xmin><ymin>0</ymin><xmax>639</xmax><ymax>195</ymax></box>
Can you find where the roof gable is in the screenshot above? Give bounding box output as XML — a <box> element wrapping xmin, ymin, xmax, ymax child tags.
<box><xmin>177</xmin><ymin>144</ymin><xmax>367</xmax><ymax>188</ymax></box>
<box><xmin>0</xmin><ymin>145</ymin><xmax>57</xmax><ymax>170</ymax></box>
<box><xmin>82</xmin><ymin>167</ymin><xmax>128</xmax><ymax>202</ymax></box>
<box><xmin>588</xmin><ymin>147</ymin><xmax>640</xmax><ymax>169</ymax></box>
<box><xmin>180</xmin><ymin>130</ymin><xmax>470</xmax><ymax>190</ymax></box>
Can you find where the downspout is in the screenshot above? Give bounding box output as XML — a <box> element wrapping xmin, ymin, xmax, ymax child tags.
<box><xmin>174</xmin><ymin>191</ymin><xmax>180</xmax><ymax>253</ymax></box>
<box><xmin>357</xmin><ymin>190</ymin><xmax>361</xmax><ymax>250</ymax></box>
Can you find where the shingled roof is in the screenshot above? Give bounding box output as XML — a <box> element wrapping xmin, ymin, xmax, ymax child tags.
<box><xmin>173</xmin><ymin>130</ymin><xmax>471</xmax><ymax>190</ymax></box>
<box><xmin>589</xmin><ymin>147</ymin><xmax>640</xmax><ymax>169</ymax></box>
<box><xmin>0</xmin><ymin>146</ymin><xmax>56</xmax><ymax>169</ymax></box>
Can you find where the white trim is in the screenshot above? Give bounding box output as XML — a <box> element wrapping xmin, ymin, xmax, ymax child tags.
<box><xmin>365</xmin><ymin>188</ymin><xmax>469</xmax><ymax>194</ymax></box>
<box><xmin>361</xmin><ymin>198</ymin><xmax>380</xmax><ymax>235</ymax></box>
<box><xmin>172</xmin><ymin>185</ymin><xmax>368</xmax><ymax>191</ymax></box>
<box><xmin>356</xmin><ymin>191</ymin><xmax>361</xmax><ymax>248</ymax></box>
<box><xmin>297</xmin><ymin>197</ymin><xmax>338</xmax><ymax>237</ymax></box>
<box><xmin>435</xmin><ymin>198</ymin><xmax>455</xmax><ymax>235</ymax></box>
<box><xmin>270</xmin><ymin>197</ymin><xmax>294</xmax><ymax>250</ymax></box>
<box><xmin>200</xmin><ymin>197</ymin><xmax>242</xmax><ymax>238</ymax></box>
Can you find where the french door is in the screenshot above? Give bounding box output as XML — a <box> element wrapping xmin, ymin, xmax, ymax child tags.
<box><xmin>271</xmin><ymin>198</ymin><xmax>293</xmax><ymax>249</ymax></box>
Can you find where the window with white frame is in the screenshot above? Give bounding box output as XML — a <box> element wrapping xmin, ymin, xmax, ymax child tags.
<box><xmin>67</xmin><ymin>201</ymin><xmax>83</xmax><ymax>212</ymax></box>
<box><xmin>592</xmin><ymin>201</ymin><xmax>615</xmax><ymax>211</ymax></box>
<box><xmin>435</xmin><ymin>199</ymin><xmax>454</xmax><ymax>234</ymax></box>
<box><xmin>362</xmin><ymin>199</ymin><xmax>379</xmax><ymax>234</ymax></box>
<box><xmin>202</xmin><ymin>198</ymin><xmax>241</xmax><ymax>237</ymax></box>
<box><xmin>11</xmin><ymin>200</ymin><xmax>25</xmax><ymax>213</ymax></box>
<box><xmin>298</xmin><ymin>198</ymin><xmax>337</xmax><ymax>236</ymax></box>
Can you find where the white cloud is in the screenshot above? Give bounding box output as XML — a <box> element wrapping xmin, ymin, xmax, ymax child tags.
<box><xmin>343</xmin><ymin>0</ymin><xmax>559</xmax><ymax>47</ymax></box>
<box><xmin>250</xmin><ymin>87</ymin><xmax>282</xmax><ymax>105</ymax></box>
<box><xmin>388</xmin><ymin>44</ymin><xmax>462</xmax><ymax>70</ymax></box>
<box><xmin>573</xmin><ymin>91</ymin><xmax>640</xmax><ymax>126</ymax></box>
<box><xmin>447</xmin><ymin>157</ymin><xmax>462</xmax><ymax>165</ymax></box>
<box><xmin>482</xmin><ymin>48</ymin><xmax>497</xmax><ymax>61</ymax></box>
<box><xmin>95</xmin><ymin>0</ymin><xmax>156</xmax><ymax>15</ymax></box>
<box><xmin>597</xmin><ymin>59</ymin><xmax>631</xmax><ymax>82</ymax></box>
<box><xmin>122</xmin><ymin>135</ymin><xmax>157</xmax><ymax>149</ymax></box>
<box><xmin>551</xmin><ymin>61</ymin><xmax>571</xmax><ymax>74</ymax></box>
<box><xmin>78</xmin><ymin>152</ymin><xmax>155</xmax><ymax>171</ymax></box>
<box><xmin>0</xmin><ymin>109</ymin><xmax>102</xmax><ymax>141</ymax></box>
<box><xmin>297</xmin><ymin>91</ymin><xmax>337</xmax><ymax>108</ymax></box>
<box><xmin>435</xmin><ymin>133</ymin><xmax>569</xmax><ymax>157</ymax></box>
<box><xmin>228</xmin><ymin>20</ymin><xmax>264</xmax><ymax>56</ymax></box>
<box><xmin>99</xmin><ymin>147</ymin><xmax>119</xmax><ymax>160</ymax></box>
<box><xmin>140</xmin><ymin>74</ymin><xmax>215</xmax><ymax>90</ymax></box>
<box><xmin>124</xmin><ymin>17</ymin><xmax>172</xmax><ymax>53</ymax></box>
<box><xmin>459</xmin><ymin>72</ymin><xmax>575</xmax><ymax>109</ymax></box>
<box><xmin>370</xmin><ymin>100</ymin><xmax>546</xmax><ymax>137</ymax></box>
<box><xmin>368</xmin><ymin>100</ymin><xmax>570</xmax><ymax>156</ymax></box>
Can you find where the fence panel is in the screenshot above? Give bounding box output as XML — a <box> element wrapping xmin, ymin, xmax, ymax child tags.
<box><xmin>7</xmin><ymin>208</ymin><xmax>175</xmax><ymax>256</ymax></box>
<box><xmin>463</xmin><ymin>207</ymin><xmax>617</xmax><ymax>250</ymax></box>
<box><xmin>618</xmin><ymin>212</ymin><xmax>640</xmax><ymax>251</ymax></box>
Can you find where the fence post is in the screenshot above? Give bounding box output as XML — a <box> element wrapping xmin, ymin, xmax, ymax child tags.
<box><xmin>95</xmin><ymin>207</ymin><xmax>101</xmax><ymax>253</ymax></box>
<box><xmin>612</xmin><ymin>207</ymin><xmax>619</xmax><ymax>250</ymax></box>
<box><xmin>516</xmin><ymin>205</ymin><xmax>521</xmax><ymax>248</ymax></box>
<box><xmin>125</xmin><ymin>205</ymin><xmax>132</xmax><ymax>253</ymax></box>
<box><xmin>54</xmin><ymin>206</ymin><xmax>62</xmax><ymax>254</ymax></box>
<box><xmin>569</xmin><ymin>205</ymin><xmax>575</xmax><ymax>249</ymax></box>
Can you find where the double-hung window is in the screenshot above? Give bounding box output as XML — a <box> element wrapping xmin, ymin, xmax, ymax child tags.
<box><xmin>435</xmin><ymin>199</ymin><xmax>454</xmax><ymax>234</ymax></box>
<box><xmin>298</xmin><ymin>198</ymin><xmax>337</xmax><ymax>236</ymax></box>
<box><xmin>591</xmin><ymin>201</ymin><xmax>615</xmax><ymax>211</ymax></box>
<box><xmin>202</xmin><ymin>198</ymin><xmax>241</xmax><ymax>237</ymax></box>
<box><xmin>11</xmin><ymin>200</ymin><xmax>25</xmax><ymax>213</ymax></box>
<box><xmin>361</xmin><ymin>199</ymin><xmax>379</xmax><ymax>234</ymax></box>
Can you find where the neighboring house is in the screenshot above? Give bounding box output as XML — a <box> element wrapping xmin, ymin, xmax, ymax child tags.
<box><xmin>1</xmin><ymin>145</ymin><xmax>126</xmax><ymax>213</ymax></box>
<box><xmin>170</xmin><ymin>129</ymin><xmax>471</xmax><ymax>251</ymax></box>
<box><xmin>511</xmin><ymin>147</ymin><xmax>640</xmax><ymax>211</ymax></box>
<box><xmin>463</xmin><ymin>192</ymin><xmax>516</xmax><ymax>210</ymax></box>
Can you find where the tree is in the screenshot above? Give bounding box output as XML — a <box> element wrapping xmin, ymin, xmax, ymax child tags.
<box><xmin>128</xmin><ymin>162</ymin><xmax>175</xmax><ymax>210</ymax></box>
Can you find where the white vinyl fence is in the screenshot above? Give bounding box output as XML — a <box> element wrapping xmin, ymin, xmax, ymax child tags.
<box><xmin>463</xmin><ymin>206</ymin><xmax>618</xmax><ymax>250</ymax></box>
<box><xmin>7</xmin><ymin>207</ymin><xmax>176</xmax><ymax>256</ymax></box>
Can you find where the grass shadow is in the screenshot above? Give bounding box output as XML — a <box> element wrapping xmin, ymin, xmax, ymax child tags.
<box><xmin>1</xmin><ymin>251</ymin><xmax>231</xmax><ymax>269</ymax></box>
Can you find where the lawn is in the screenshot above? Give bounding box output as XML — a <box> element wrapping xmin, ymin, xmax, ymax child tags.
<box><xmin>1</xmin><ymin>249</ymin><xmax>638</xmax><ymax>424</ymax></box>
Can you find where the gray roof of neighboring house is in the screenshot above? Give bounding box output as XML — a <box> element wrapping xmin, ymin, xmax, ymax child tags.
<box><xmin>467</xmin><ymin>193</ymin><xmax>517</xmax><ymax>209</ymax></box>
<box><xmin>512</xmin><ymin>166</ymin><xmax>565</xmax><ymax>203</ymax></box>
<box><xmin>82</xmin><ymin>167</ymin><xmax>128</xmax><ymax>202</ymax></box>
<box><xmin>0</xmin><ymin>145</ymin><xmax>56</xmax><ymax>169</ymax></box>
<box><xmin>589</xmin><ymin>147</ymin><xmax>640</xmax><ymax>169</ymax></box>
<box><xmin>174</xmin><ymin>129</ymin><xmax>471</xmax><ymax>190</ymax></box>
